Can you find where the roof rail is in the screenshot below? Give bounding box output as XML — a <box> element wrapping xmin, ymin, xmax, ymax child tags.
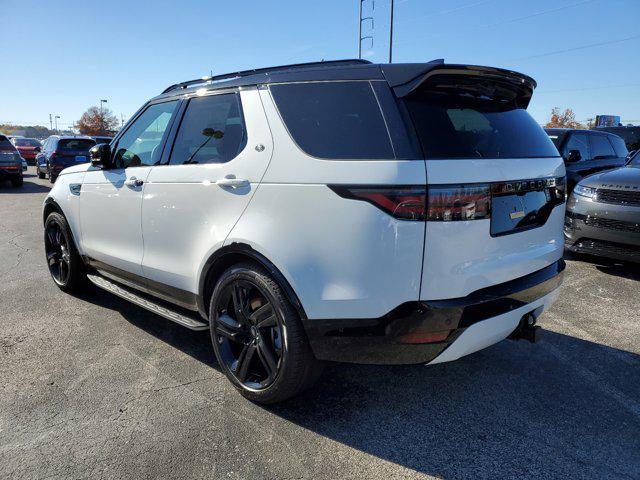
<box><xmin>161</xmin><ymin>59</ymin><xmax>372</xmax><ymax>94</ymax></box>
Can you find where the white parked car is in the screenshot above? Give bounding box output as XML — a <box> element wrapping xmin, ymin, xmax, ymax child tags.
<box><xmin>43</xmin><ymin>59</ymin><xmax>566</xmax><ymax>403</ymax></box>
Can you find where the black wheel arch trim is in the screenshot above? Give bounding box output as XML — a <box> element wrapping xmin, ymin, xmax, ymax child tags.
<box><xmin>197</xmin><ymin>243</ymin><xmax>307</xmax><ymax>321</ymax></box>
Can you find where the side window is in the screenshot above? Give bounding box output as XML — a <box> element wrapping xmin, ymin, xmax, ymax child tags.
<box><xmin>270</xmin><ymin>81</ymin><xmax>394</xmax><ymax>160</ymax></box>
<box><xmin>563</xmin><ymin>132</ymin><xmax>589</xmax><ymax>161</ymax></box>
<box><xmin>169</xmin><ymin>93</ymin><xmax>246</xmax><ymax>165</ymax></box>
<box><xmin>608</xmin><ymin>135</ymin><xmax>628</xmax><ymax>157</ymax></box>
<box><xmin>112</xmin><ymin>101</ymin><xmax>178</xmax><ymax>169</ymax></box>
<box><xmin>589</xmin><ymin>134</ymin><xmax>616</xmax><ymax>159</ymax></box>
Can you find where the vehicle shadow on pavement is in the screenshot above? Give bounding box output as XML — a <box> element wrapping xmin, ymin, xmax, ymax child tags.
<box><xmin>565</xmin><ymin>251</ymin><xmax>640</xmax><ymax>281</ymax></box>
<box><xmin>0</xmin><ymin>179</ymin><xmax>51</xmax><ymax>194</ymax></box>
<box><xmin>76</xmin><ymin>287</ymin><xmax>640</xmax><ymax>478</ymax></box>
<box><xmin>268</xmin><ymin>330</ymin><xmax>640</xmax><ymax>478</ymax></box>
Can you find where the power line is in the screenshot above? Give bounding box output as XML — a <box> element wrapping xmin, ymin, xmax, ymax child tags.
<box><xmin>395</xmin><ymin>0</ymin><xmax>597</xmax><ymax>46</ymax></box>
<box><xmin>512</xmin><ymin>33</ymin><xmax>640</xmax><ymax>61</ymax></box>
<box><xmin>397</xmin><ymin>0</ymin><xmax>494</xmax><ymax>24</ymax></box>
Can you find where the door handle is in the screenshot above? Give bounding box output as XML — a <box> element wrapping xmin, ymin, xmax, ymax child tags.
<box><xmin>124</xmin><ymin>176</ymin><xmax>144</xmax><ymax>188</ymax></box>
<box><xmin>216</xmin><ymin>176</ymin><xmax>249</xmax><ymax>188</ymax></box>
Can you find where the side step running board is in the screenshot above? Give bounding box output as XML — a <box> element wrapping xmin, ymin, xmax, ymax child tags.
<box><xmin>87</xmin><ymin>274</ymin><xmax>209</xmax><ymax>331</ymax></box>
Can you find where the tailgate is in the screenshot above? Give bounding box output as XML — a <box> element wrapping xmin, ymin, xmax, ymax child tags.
<box><xmin>398</xmin><ymin>66</ymin><xmax>566</xmax><ymax>300</ymax></box>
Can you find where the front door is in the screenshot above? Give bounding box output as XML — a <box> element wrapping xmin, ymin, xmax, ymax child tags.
<box><xmin>140</xmin><ymin>89</ymin><xmax>273</xmax><ymax>297</ymax></box>
<box><xmin>79</xmin><ymin>100</ymin><xmax>179</xmax><ymax>277</ymax></box>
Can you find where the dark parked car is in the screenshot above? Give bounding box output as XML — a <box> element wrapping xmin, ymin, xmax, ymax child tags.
<box><xmin>11</xmin><ymin>137</ymin><xmax>42</xmax><ymax>165</ymax></box>
<box><xmin>565</xmin><ymin>151</ymin><xmax>640</xmax><ymax>263</ymax></box>
<box><xmin>545</xmin><ymin>128</ymin><xmax>628</xmax><ymax>192</ymax></box>
<box><xmin>35</xmin><ymin>136</ymin><xmax>96</xmax><ymax>183</ymax></box>
<box><xmin>0</xmin><ymin>134</ymin><xmax>24</xmax><ymax>187</ymax></box>
<box><xmin>90</xmin><ymin>135</ymin><xmax>113</xmax><ymax>145</ymax></box>
<box><xmin>598</xmin><ymin>126</ymin><xmax>640</xmax><ymax>152</ymax></box>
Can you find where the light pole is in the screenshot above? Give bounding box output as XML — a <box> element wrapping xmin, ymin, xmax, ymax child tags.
<box><xmin>100</xmin><ymin>99</ymin><xmax>108</xmax><ymax>135</ymax></box>
<box><xmin>54</xmin><ymin>115</ymin><xmax>60</xmax><ymax>134</ymax></box>
<box><xmin>389</xmin><ymin>0</ymin><xmax>394</xmax><ymax>63</ymax></box>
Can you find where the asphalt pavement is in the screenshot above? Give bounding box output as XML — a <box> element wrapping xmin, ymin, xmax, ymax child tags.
<box><xmin>1</xmin><ymin>169</ymin><xmax>639</xmax><ymax>479</ymax></box>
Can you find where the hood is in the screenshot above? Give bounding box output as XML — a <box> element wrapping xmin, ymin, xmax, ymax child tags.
<box><xmin>59</xmin><ymin>163</ymin><xmax>95</xmax><ymax>176</ymax></box>
<box><xmin>580</xmin><ymin>166</ymin><xmax>640</xmax><ymax>190</ymax></box>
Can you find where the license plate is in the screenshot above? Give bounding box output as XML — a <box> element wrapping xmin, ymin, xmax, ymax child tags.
<box><xmin>491</xmin><ymin>190</ymin><xmax>551</xmax><ymax>237</ymax></box>
<box><xmin>75</xmin><ymin>155</ymin><xmax>87</xmax><ymax>163</ymax></box>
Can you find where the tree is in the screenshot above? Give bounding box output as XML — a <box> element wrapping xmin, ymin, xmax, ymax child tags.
<box><xmin>544</xmin><ymin>107</ymin><xmax>585</xmax><ymax>129</ymax></box>
<box><xmin>75</xmin><ymin>106</ymin><xmax>119</xmax><ymax>135</ymax></box>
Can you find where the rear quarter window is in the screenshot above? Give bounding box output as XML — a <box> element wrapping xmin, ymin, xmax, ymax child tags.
<box><xmin>270</xmin><ymin>81</ymin><xmax>395</xmax><ymax>160</ymax></box>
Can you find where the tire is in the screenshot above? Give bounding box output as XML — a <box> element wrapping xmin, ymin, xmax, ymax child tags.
<box><xmin>38</xmin><ymin>168</ymin><xmax>46</xmax><ymax>179</ymax></box>
<box><xmin>49</xmin><ymin>174</ymin><xmax>57</xmax><ymax>184</ymax></box>
<box><xmin>44</xmin><ymin>212</ymin><xmax>87</xmax><ymax>293</ymax></box>
<box><xmin>209</xmin><ymin>262</ymin><xmax>322</xmax><ymax>404</ymax></box>
<box><xmin>11</xmin><ymin>176</ymin><xmax>23</xmax><ymax>187</ymax></box>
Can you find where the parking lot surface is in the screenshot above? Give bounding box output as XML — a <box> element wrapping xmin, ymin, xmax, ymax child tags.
<box><xmin>1</xmin><ymin>170</ymin><xmax>639</xmax><ymax>480</ymax></box>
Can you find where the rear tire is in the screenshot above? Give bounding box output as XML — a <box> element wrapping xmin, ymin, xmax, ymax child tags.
<box><xmin>38</xmin><ymin>169</ymin><xmax>46</xmax><ymax>179</ymax></box>
<box><xmin>49</xmin><ymin>174</ymin><xmax>57</xmax><ymax>184</ymax></box>
<box><xmin>44</xmin><ymin>212</ymin><xmax>87</xmax><ymax>293</ymax></box>
<box><xmin>209</xmin><ymin>262</ymin><xmax>322</xmax><ymax>404</ymax></box>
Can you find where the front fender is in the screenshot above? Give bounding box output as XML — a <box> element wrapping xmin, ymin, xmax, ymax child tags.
<box><xmin>43</xmin><ymin>171</ymin><xmax>86</xmax><ymax>255</ymax></box>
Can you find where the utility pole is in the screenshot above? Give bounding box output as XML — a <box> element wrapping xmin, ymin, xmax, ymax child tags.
<box><xmin>120</xmin><ymin>113</ymin><xmax>125</xmax><ymax>128</ymax></box>
<box><xmin>389</xmin><ymin>0</ymin><xmax>394</xmax><ymax>63</ymax></box>
<box><xmin>100</xmin><ymin>99</ymin><xmax>108</xmax><ymax>135</ymax></box>
<box><xmin>54</xmin><ymin>116</ymin><xmax>60</xmax><ymax>133</ymax></box>
<box><xmin>49</xmin><ymin>114</ymin><xmax>53</xmax><ymax>131</ymax></box>
<box><xmin>358</xmin><ymin>0</ymin><xmax>374</xmax><ymax>59</ymax></box>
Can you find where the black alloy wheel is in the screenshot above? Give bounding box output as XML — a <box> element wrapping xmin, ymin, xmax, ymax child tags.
<box><xmin>45</xmin><ymin>220</ymin><xmax>71</xmax><ymax>286</ymax></box>
<box><xmin>43</xmin><ymin>212</ymin><xmax>87</xmax><ymax>293</ymax></box>
<box><xmin>210</xmin><ymin>263</ymin><xmax>322</xmax><ymax>403</ymax></box>
<box><xmin>214</xmin><ymin>279</ymin><xmax>284</xmax><ymax>390</ymax></box>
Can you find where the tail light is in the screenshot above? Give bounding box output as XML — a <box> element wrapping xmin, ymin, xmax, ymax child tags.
<box><xmin>426</xmin><ymin>185</ymin><xmax>490</xmax><ymax>221</ymax></box>
<box><xmin>329</xmin><ymin>185</ymin><xmax>427</xmax><ymax>221</ymax></box>
<box><xmin>329</xmin><ymin>177</ymin><xmax>564</xmax><ymax>222</ymax></box>
<box><xmin>50</xmin><ymin>152</ymin><xmax>60</xmax><ymax>165</ymax></box>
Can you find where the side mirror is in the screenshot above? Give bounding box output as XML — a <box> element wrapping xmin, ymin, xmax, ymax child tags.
<box><xmin>90</xmin><ymin>143</ymin><xmax>112</xmax><ymax>168</ymax></box>
<box><xmin>566</xmin><ymin>149</ymin><xmax>582</xmax><ymax>163</ymax></box>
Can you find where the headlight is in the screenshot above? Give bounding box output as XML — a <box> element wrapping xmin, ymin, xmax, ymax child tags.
<box><xmin>573</xmin><ymin>184</ymin><xmax>596</xmax><ymax>199</ymax></box>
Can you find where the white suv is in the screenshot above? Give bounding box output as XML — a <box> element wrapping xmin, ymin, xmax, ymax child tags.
<box><xmin>43</xmin><ymin>60</ymin><xmax>566</xmax><ymax>403</ymax></box>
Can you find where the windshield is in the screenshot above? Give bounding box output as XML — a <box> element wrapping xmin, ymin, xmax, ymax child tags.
<box><xmin>14</xmin><ymin>138</ymin><xmax>41</xmax><ymax>147</ymax></box>
<box><xmin>57</xmin><ymin>139</ymin><xmax>95</xmax><ymax>152</ymax></box>
<box><xmin>404</xmin><ymin>94</ymin><xmax>559</xmax><ymax>159</ymax></box>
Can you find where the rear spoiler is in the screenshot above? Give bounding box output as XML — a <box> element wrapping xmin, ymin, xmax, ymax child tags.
<box><xmin>381</xmin><ymin>61</ymin><xmax>537</xmax><ymax>108</ymax></box>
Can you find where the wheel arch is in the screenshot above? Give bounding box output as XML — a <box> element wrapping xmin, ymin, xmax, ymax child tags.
<box><xmin>43</xmin><ymin>197</ymin><xmax>65</xmax><ymax>225</ymax></box>
<box><xmin>198</xmin><ymin>242</ymin><xmax>307</xmax><ymax>321</ymax></box>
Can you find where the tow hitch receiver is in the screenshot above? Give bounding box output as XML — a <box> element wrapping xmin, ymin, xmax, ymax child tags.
<box><xmin>509</xmin><ymin>313</ymin><xmax>539</xmax><ymax>343</ymax></box>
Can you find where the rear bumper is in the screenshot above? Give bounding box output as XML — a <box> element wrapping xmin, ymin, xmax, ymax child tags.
<box><xmin>0</xmin><ymin>166</ymin><xmax>23</xmax><ymax>178</ymax></box>
<box><xmin>302</xmin><ymin>260</ymin><xmax>565</xmax><ymax>365</ymax></box>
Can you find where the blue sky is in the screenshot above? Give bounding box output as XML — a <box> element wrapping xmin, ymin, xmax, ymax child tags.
<box><xmin>1</xmin><ymin>0</ymin><xmax>639</xmax><ymax>128</ymax></box>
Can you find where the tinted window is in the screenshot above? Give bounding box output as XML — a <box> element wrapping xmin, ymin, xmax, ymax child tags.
<box><xmin>93</xmin><ymin>137</ymin><xmax>113</xmax><ymax>145</ymax></box>
<box><xmin>0</xmin><ymin>135</ymin><xmax>14</xmax><ymax>150</ymax></box>
<box><xmin>14</xmin><ymin>138</ymin><xmax>41</xmax><ymax>147</ymax></box>
<box><xmin>547</xmin><ymin>134</ymin><xmax>562</xmax><ymax>149</ymax></box>
<box><xmin>590</xmin><ymin>134</ymin><xmax>616</xmax><ymax>159</ymax></box>
<box><xmin>608</xmin><ymin>135</ymin><xmax>628</xmax><ymax>157</ymax></box>
<box><xmin>58</xmin><ymin>139</ymin><xmax>95</xmax><ymax>151</ymax></box>
<box><xmin>169</xmin><ymin>94</ymin><xmax>246</xmax><ymax>165</ymax></box>
<box><xmin>563</xmin><ymin>132</ymin><xmax>589</xmax><ymax>161</ymax></box>
<box><xmin>405</xmin><ymin>95</ymin><xmax>558</xmax><ymax>159</ymax></box>
<box><xmin>270</xmin><ymin>81</ymin><xmax>394</xmax><ymax>159</ymax></box>
<box><xmin>113</xmin><ymin>101</ymin><xmax>177</xmax><ymax>168</ymax></box>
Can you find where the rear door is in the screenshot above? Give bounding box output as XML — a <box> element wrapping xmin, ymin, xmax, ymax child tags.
<box><xmin>79</xmin><ymin>100</ymin><xmax>179</xmax><ymax>277</ymax></box>
<box><xmin>140</xmin><ymin>88</ymin><xmax>273</xmax><ymax>297</ymax></box>
<box><xmin>401</xmin><ymin>71</ymin><xmax>566</xmax><ymax>300</ymax></box>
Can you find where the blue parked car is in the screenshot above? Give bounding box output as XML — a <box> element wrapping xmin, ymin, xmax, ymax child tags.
<box><xmin>35</xmin><ymin>136</ymin><xmax>96</xmax><ymax>183</ymax></box>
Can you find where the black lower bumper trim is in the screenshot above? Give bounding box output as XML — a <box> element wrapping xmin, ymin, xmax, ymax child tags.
<box><xmin>302</xmin><ymin>260</ymin><xmax>565</xmax><ymax>365</ymax></box>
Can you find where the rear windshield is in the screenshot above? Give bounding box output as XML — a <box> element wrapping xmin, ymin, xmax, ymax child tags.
<box><xmin>57</xmin><ymin>139</ymin><xmax>95</xmax><ymax>152</ymax></box>
<box><xmin>270</xmin><ymin>81</ymin><xmax>394</xmax><ymax>160</ymax></box>
<box><xmin>404</xmin><ymin>94</ymin><xmax>559</xmax><ymax>159</ymax></box>
<box><xmin>14</xmin><ymin>138</ymin><xmax>41</xmax><ymax>147</ymax></box>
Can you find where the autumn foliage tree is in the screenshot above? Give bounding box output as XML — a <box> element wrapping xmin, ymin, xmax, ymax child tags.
<box><xmin>544</xmin><ymin>107</ymin><xmax>585</xmax><ymax>129</ymax></box>
<box><xmin>75</xmin><ymin>106</ymin><xmax>119</xmax><ymax>135</ymax></box>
